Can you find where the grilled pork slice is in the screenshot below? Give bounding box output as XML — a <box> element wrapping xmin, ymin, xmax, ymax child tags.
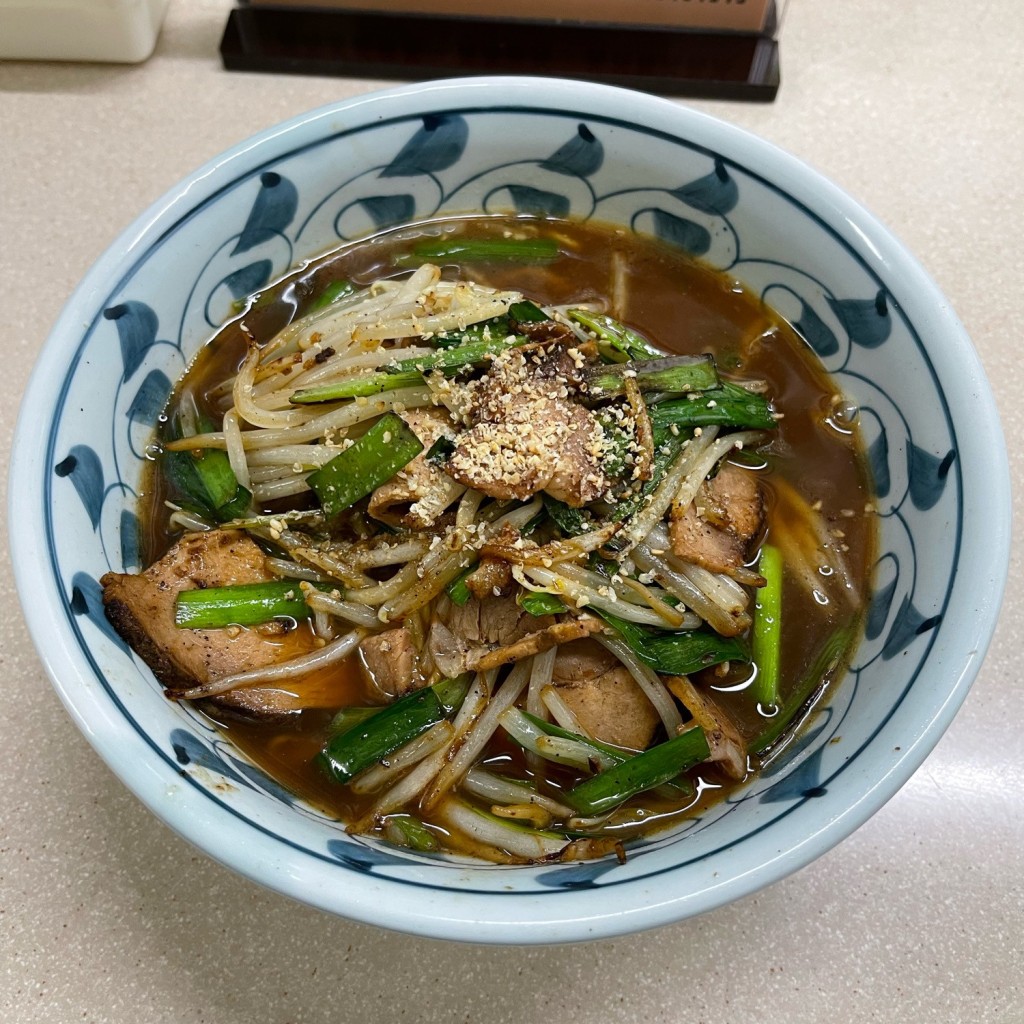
<box><xmin>517</xmin><ymin>319</ymin><xmax>579</xmax><ymax>351</ymax></box>
<box><xmin>367</xmin><ymin>408</ymin><xmax>463</xmax><ymax>528</ymax></box>
<box><xmin>550</xmin><ymin>639</ymin><xmax>660</xmax><ymax>750</ymax></box>
<box><xmin>447</xmin><ymin>400</ymin><xmax>607</xmax><ymax>505</ymax></box>
<box><xmin>449</xmin><ymin>593</ymin><xmax>551</xmax><ymax>649</ymax></box>
<box><xmin>427</xmin><ymin>594</ymin><xmax>555</xmax><ymax>677</ymax></box>
<box><xmin>468</xmin><ymin>616</ymin><xmax>603</xmax><ymax>673</ymax></box>
<box><xmin>669</xmin><ymin>463</ymin><xmax>765</xmax><ymax>577</ymax></box>
<box><xmin>445</xmin><ymin>339</ymin><xmax>611</xmax><ymax>507</ymax></box>
<box><xmin>101</xmin><ymin>529</ymin><xmax>327</xmax><ymax>714</ymax></box>
<box><xmin>359</xmin><ymin>625</ymin><xmax>424</xmax><ymax>698</ymax></box>
<box><xmin>464</xmin><ymin>556</ymin><xmax>515</xmax><ymax>600</ymax></box>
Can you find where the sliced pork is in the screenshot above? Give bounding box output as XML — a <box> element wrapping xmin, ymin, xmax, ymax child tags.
<box><xmin>367</xmin><ymin>407</ymin><xmax>463</xmax><ymax>528</ymax></box>
<box><xmin>550</xmin><ymin>639</ymin><xmax>660</xmax><ymax>750</ymax></box>
<box><xmin>445</xmin><ymin>336</ymin><xmax>611</xmax><ymax>507</ymax></box>
<box><xmin>358</xmin><ymin>625</ymin><xmax>424</xmax><ymax>698</ymax></box>
<box><xmin>669</xmin><ymin>462</ymin><xmax>765</xmax><ymax>577</ymax></box>
<box><xmin>101</xmin><ymin>530</ymin><xmax>332</xmax><ymax>714</ymax></box>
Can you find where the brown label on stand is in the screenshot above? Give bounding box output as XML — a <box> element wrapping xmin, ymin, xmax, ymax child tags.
<box><xmin>244</xmin><ymin>0</ymin><xmax>773</xmax><ymax>33</ymax></box>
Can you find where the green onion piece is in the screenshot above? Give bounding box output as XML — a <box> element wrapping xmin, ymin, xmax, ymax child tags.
<box><xmin>290</xmin><ymin>336</ymin><xmax>529</xmax><ymax>404</ymax></box>
<box><xmin>429</xmin><ymin>303</ymin><xmax>544</xmax><ymax>349</ymax></box>
<box><xmin>432</xmin><ymin>310</ymin><xmax>511</xmax><ymax>349</ymax></box>
<box><xmin>289</xmin><ymin>369</ymin><xmax>426</xmax><ymax>403</ymax></box>
<box><xmin>567</xmin><ymin>309</ymin><xmax>662</xmax><ymax>361</ymax></box>
<box><xmin>634</xmin><ymin>628</ymin><xmax>748</xmax><ymax>676</ymax></box>
<box><xmin>430</xmin><ymin>299</ymin><xmax>546</xmax><ymax>351</ymax></box>
<box><xmin>593</xmin><ymin>408</ymin><xmax>638</xmax><ymax>481</ymax></box>
<box><xmin>565</xmin><ymin>727</ymin><xmax>711</xmax><ymax>815</ymax></box>
<box><xmin>596</xmin><ymin>611</ymin><xmax>749</xmax><ymax>675</ymax></box>
<box><xmin>189</xmin><ymin>449</ymin><xmax>238</xmax><ymax>509</ymax></box>
<box><xmin>425</xmin><ymin>435</ymin><xmax>456</xmax><ymax>467</ymax></box>
<box><xmin>750</xmin><ymin>544</ymin><xmax>783</xmax><ymax>707</ymax></box>
<box><xmin>306</xmin><ymin>413</ymin><xmax>423</xmax><ymax>523</ymax></box>
<box><xmin>510</xmin><ymin>712</ymin><xmax>694</xmax><ymax>797</ymax></box>
<box><xmin>328</xmin><ymin>705</ymin><xmax>380</xmax><ymax>737</ymax></box>
<box><xmin>649</xmin><ymin>381</ymin><xmax>776</xmax><ymax>431</ymax></box>
<box><xmin>385</xmin><ymin>814</ymin><xmax>439</xmax><ymax>852</ymax></box>
<box><xmin>520</xmin><ymin>711</ymin><xmax>631</xmax><ymax>764</ymax></box>
<box><xmin>446</xmin><ymin>565</ymin><xmax>476</xmax><ymax>607</ymax></box>
<box><xmin>395</xmin><ymin>238</ymin><xmax>560</xmax><ymax>266</ymax></box>
<box><xmin>161</xmin><ymin>419</ymin><xmax>252</xmax><ymax>522</ymax></box>
<box><xmin>586</xmin><ymin>552</ymin><xmax>620</xmax><ymax>577</ymax></box>
<box><xmin>432</xmin><ymin>331</ymin><xmax>476</xmax><ymax>351</ymax></box>
<box><xmin>214</xmin><ymin>483</ymin><xmax>255</xmax><ymax>522</ymax></box>
<box><xmin>602</xmin><ymin>426</ymin><xmax>691</xmax><ymax>540</ymax></box>
<box><xmin>751</xmin><ymin>621</ymin><xmax>858</xmax><ymax>756</ymax></box>
<box><xmin>583</xmin><ymin>355</ymin><xmax>720</xmax><ymax>400</ymax></box>
<box><xmin>321</xmin><ymin>674</ymin><xmax>471</xmax><ymax>785</ymax></box>
<box><xmin>542</xmin><ymin>494</ymin><xmax>598</xmax><ymax>537</ymax></box>
<box><xmin>521</xmin><ymin>509</ymin><xmax>547</xmax><ymax>538</ymax></box>
<box><xmin>174</xmin><ymin>580</ymin><xmax>316</xmax><ymax>629</ymax></box>
<box><xmin>517</xmin><ymin>592</ymin><xmax>569</xmax><ymax>617</ymax></box>
<box><xmin>384</xmin><ymin>336</ymin><xmax>527</xmax><ymax>377</ymax></box>
<box><xmin>507</xmin><ymin>300</ymin><xmax>549</xmax><ymax>323</ymax></box>
<box><xmin>308</xmin><ymin>279</ymin><xmax>356</xmax><ymax>313</ymax></box>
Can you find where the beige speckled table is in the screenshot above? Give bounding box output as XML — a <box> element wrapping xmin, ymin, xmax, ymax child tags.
<box><xmin>2</xmin><ymin>2</ymin><xmax>1022</xmax><ymax>1021</ymax></box>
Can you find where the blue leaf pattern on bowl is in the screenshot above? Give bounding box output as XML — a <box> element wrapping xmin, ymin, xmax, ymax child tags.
<box><xmin>381</xmin><ymin>113</ymin><xmax>469</xmax><ymax>177</ymax></box>
<box><xmin>793</xmin><ymin>294</ymin><xmax>841</xmax><ymax>358</ymax></box>
<box><xmin>882</xmin><ymin>596</ymin><xmax>941</xmax><ymax>660</ymax></box>
<box><xmin>326</xmin><ymin>837</ymin><xmax>416</xmax><ymax>870</ymax></box>
<box><xmin>506</xmin><ymin>184</ymin><xmax>570</xmax><ymax>218</ymax></box>
<box><xmin>351</xmin><ymin>193</ymin><xmax>417</xmax><ymax>231</ymax></box>
<box><xmin>646</xmin><ymin>207</ymin><xmax>712</xmax><ymax>256</ymax></box>
<box><xmin>828</xmin><ymin>290</ymin><xmax>891</xmax><ymax>349</ymax></box>
<box><xmin>864</xmin><ymin>414</ymin><xmax>892</xmax><ymax>498</ymax></box>
<box><xmin>540</xmin><ymin>123</ymin><xmax>604</xmax><ymax>177</ymax></box>
<box><xmin>171</xmin><ymin>727</ymin><xmax>254</xmax><ymax>789</ymax></box>
<box><xmin>535</xmin><ymin>858</ymin><xmax>619</xmax><ymax>889</ymax></box>
<box><xmin>70</xmin><ymin>572</ymin><xmax>127</xmax><ymax>650</ymax></box>
<box><xmin>669</xmin><ymin>158</ymin><xmax>738</xmax><ymax>214</ymax></box>
<box><xmin>233</xmin><ymin>172</ymin><xmax>299</xmax><ymax>255</ymax></box>
<box><xmin>119</xmin><ymin>509</ymin><xmax>140</xmax><ymax>572</ymax></box>
<box><xmin>126</xmin><ymin>368</ymin><xmax>172</xmax><ymax>427</ymax></box>
<box><xmin>169</xmin><ymin>727</ymin><xmax>299</xmax><ymax>807</ymax></box>
<box><xmin>54</xmin><ymin>445</ymin><xmax>105</xmax><ymax>529</ymax></box>
<box><xmin>865</xmin><ymin>557</ymin><xmax>899</xmax><ymax>641</ymax></box>
<box><xmin>908</xmin><ymin>445</ymin><xmax>955</xmax><ymax>510</ymax></box>
<box><xmin>759</xmin><ymin>732</ymin><xmax>832</xmax><ymax>803</ymax></box>
<box><xmin>221</xmin><ymin>751</ymin><xmax>301</xmax><ymax>806</ymax></box>
<box><xmin>217</xmin><ymin>260</ymin><xmax>274</xmax><ymax>302</ymax></box>
<box><xmin>103</xmin><ymin>301</ymin><xmax>160</xmax><ymax>382</ymax></box>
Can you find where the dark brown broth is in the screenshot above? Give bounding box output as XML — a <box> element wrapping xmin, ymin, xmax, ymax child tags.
<box><xmin>148</xmin><ymin>216</ymin><xmax>875</xmax><ymax>851</ymax></box>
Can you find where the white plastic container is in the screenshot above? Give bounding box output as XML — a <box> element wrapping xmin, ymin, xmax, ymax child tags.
<box><xmin>0</xmin><ymin>0</ymin><xmax>169</xmax><ymax>63</ymax></box>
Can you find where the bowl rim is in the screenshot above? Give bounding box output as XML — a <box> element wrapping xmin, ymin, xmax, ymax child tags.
<box><xmin>9</xmin><ymin>76</ymin><xmax>1011</xmax><ymax>943</ymax></box>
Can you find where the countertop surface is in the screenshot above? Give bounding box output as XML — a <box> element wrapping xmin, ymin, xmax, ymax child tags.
<box><xmin>1</xmin><ymin>2</ymin><xmax>1021</xmax><ymax>1021</ymax></box>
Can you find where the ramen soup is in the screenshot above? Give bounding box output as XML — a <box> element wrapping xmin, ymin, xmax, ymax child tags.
<box><xmin>101</xmin><ymin>216</ymin><xmax>876</xmax><ymax>864</ymax></box>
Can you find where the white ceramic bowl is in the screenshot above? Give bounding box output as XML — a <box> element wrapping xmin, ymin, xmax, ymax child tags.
<box><xmin>9</xmin><ymin>78</ymin><xmax>1009</xmax><ymax>944</ymax></box>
